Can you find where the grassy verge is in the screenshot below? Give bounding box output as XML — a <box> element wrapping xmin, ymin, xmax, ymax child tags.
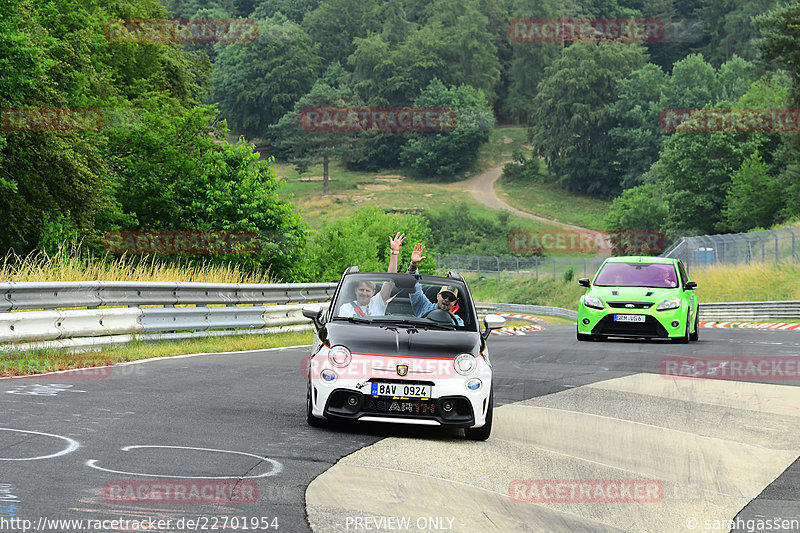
<box><xmin>471</xmin><ymin>125</ymin><xmax>531</xmax><ymax>173</ymax></box>
<box><xmin>465</xmin><ymin>273</ymin><xmax>585</xmax><ymax>310</ymax></box>
<box><xmin>0</xmin><ymin>245</ymin><xmax>274</xmax><ymax>283</ymax></box>
<box><xmin>0</xmin><ymin>330</ymin><xmax>314</xmax><ymax>378</ymax></box>
<box><xmin>495</xmin><ymin>175</ymin><xmax>611</xmax><ymax>230</ymax></box>
<box><xmin>691</xmin><ymin>262</ymin><xmax>800</xmax><ymax>302</ymax></box>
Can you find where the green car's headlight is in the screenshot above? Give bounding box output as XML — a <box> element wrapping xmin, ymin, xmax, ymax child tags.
<box><xmin>583</xmin><ymin>296</ymin><xmax>604</xmax><ymax>310</ymax></box>
<box><xmin>656</xmin><ymin>298</ymin><xmax>681</xmax><ymax>311</ymax></box>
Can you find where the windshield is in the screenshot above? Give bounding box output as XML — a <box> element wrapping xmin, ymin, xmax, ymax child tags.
<box><xmin>593</xmin><ymin>262</ymin><xmax>679</xmax><ymax>288</ymax></box>
<box><xmin>331</xmin><ymin>274</ymin><xmax>474</xmax><ymax>330</ymax></box>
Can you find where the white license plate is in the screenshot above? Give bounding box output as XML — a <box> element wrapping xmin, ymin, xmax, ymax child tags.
<box><xmin>370</xmin><ymin>382</ymin><xmax>432</xmax><ymax>399</ymax></box>
<box><xmin>614</xmin><ymin>314</ymin><xmax>646</xmax><ymax>323</ymax></box>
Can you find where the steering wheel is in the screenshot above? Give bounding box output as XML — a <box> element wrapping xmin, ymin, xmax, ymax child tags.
<box><xmin>422</xmin><ymin>308</ymin><xmax>458</xmax><ymax>325</ymax></box>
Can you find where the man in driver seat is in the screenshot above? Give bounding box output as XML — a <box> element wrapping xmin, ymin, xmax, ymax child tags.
<box><xmin>406</xmin><ymin>243</ymin><xmax>464</xmax><ymax>326</ymax></box>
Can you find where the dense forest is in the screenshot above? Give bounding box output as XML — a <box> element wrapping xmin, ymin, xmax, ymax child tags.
<box><xmin>1</xmin><ymin>0</ymin><xmax>799</xmax><ymax>280</ymax></box>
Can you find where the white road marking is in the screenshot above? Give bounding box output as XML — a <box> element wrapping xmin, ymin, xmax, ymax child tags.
<box><xmin>85</xmin><ymin>445</ymin><xmax>283</xmax><ymax>479</ymax></box>
<box><xmin>0</xmin><ymin>429</ymin><xmax>80</xmax><ymax>461</ymax></box>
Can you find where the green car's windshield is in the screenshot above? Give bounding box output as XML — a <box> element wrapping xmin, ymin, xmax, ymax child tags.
<box><xmin>594</xmin><ymin>262</ymin><xmax>679</xmax><ymax>288</ymax></box>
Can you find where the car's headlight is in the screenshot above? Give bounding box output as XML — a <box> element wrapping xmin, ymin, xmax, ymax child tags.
<box><xmin>328</xmin><ymin>345</ymin><xmax>351</xmax><ymax>367</ymax></box>
<box><xmin>583</xmin><ymin>296</ymin><xmax>604</xmax><ymax>310</ymax></box>
<box><xmin>454</xmin><ymin>353</ymin><xmax>476</xmax><ymax>375</ymax></box>
<box><xmin>656</xmin><ymin>298</ymin><xmax>681</xmax><ymax>311</ymax></box>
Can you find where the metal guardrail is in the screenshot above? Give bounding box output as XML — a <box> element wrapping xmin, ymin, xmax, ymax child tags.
<box><xmin>0</xmin><ymin>282</ymin><xmax>337</xmax><ymax>352</ymax></box>
<box><xmin>699</xmin><ymin>301</ymin><xmax>800</xmax><ymax>322</ymax></box>
<box><xmin>481</xmin><ymin>302</ymin><xmax>800</xmax><ymax>323</ymax></box>
<box><xmin>478</xmin><ymin>302</ymin><xmax>579</xmax><ymax>321</ymax></box>
<box><xmin>0</xmin><ymin>281</ymin><xmax>337</xmax><ymax>312</ymax></box>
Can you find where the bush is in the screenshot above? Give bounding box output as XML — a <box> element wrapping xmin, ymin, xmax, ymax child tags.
<box><xmin>307</xmin><ymin>207</ymin><xmax>434</xmax><ymax>281</ymax></box>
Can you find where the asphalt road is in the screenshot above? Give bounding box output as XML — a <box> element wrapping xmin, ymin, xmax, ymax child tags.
<box><xmin>2</xmin><ymin>326</ymin><xmax>799</xmax><ymax>532</ymax></box>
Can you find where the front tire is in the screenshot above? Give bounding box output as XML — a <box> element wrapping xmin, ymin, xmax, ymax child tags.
<box><xmin>577</xmin><ymin>331</ymin><xmax>592</xmax><ymax>341</ymax></box>
<box><xmin>689</xmin><ymin>312</ymin><xmax>699</xmax><ymax>341</ymax></box>
<box><xmin>673</xmin><ymin>313</ymin><xmax>690</xmax><ymax>344</ymax></box>
<box><xmin>465</xmin><ymin>391</ymin><xmax>493</xmax><ymax>441</ymax></box>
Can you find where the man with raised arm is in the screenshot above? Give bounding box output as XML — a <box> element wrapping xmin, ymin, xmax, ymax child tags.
<box><xmin>405</xmin><ymin>243</ymin><xmax>464</xmax><ymax>326</ymax></box>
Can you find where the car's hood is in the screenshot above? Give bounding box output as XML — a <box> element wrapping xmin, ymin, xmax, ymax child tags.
<box><xmin>319</xmin><ymin>322</ymin><xmax>482</xmax><ymax>358</ymax></box>
<box><xmin>589</xmin><ymin>286</ymin><xmax>680</xmax><ymax>302</ymax></box>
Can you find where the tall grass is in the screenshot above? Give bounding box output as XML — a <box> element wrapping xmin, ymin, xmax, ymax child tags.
<box><xmin>0</xmin><ymin>242</ymin><xmax>275</xmax><ymax>283</ymax></box>
<box><xmin>691</xmin><ymin>262</ymin><xmax>800</xmax><ymax>302</ymax></box>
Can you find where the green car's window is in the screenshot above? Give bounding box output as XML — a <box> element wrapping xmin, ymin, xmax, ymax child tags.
<box><xmin>677</xmin><ymin>261</ymin><xmax>689</xmax><ymax>285</ymax></box>
<box><xmin>594</xmin><ymin>262</ymin><xmax>679</xmax><ymax>288</ymax></box>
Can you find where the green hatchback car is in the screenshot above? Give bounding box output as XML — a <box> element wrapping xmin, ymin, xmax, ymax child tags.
<box><xmin>577</xmin><ymin>256</ymin><xmax>699</xmax><ymax>343</ymax></box>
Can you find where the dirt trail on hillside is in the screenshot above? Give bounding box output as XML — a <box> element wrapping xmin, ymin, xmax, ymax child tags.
<box><xmin>463</xmin><ymin>164</ymin><xmax>610</xmax><ymax>247</ymax></box>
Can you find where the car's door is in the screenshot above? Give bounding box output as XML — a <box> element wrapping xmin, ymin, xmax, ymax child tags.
<box><xmin>677</xmin><ymin>260</ymin><xmax>698</xmax><ymax>317</ymax></box>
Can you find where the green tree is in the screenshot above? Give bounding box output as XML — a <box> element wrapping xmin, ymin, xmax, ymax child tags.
<box><xmin>399</xmin><ymin>79</ymin><xmax>493</xmax><ymax>178</ymax></box>
<box><xmin>110</xmin><ymin>99</ymin><xmax>309</xmax><ymax>280</ymax></box>
<box><xmin>307</xmin><ymin>207</ymin><xmax>433</xmax><ymax>281</ymax></box>
<box><xmin>697</xmin><ymin>0</ymin><xmax>780</xmax><ymax>66</ymax></box>
<box><xmin>609</xmin><ymin>54</ymin><xmax>759</xmax><ymax>190</ymax></box>
<box><xmin>301</xmin><ymin>0</ymin><xmax>380</xmax><ymax>65</ymax></box>
<box><xmin>645</xmin><ymin>125</ymin><xmax>775</xmax><ymax>236</ymax></box>
<box><xmin>758</xmin><ymin>0</ymin><xmax>800</xmax><ymax>222</ymax></box>
<box><xmin>604</xmin><ymin>182</ymin><xmax>669</xmax><ymax>237</ymax></box>
<box><xmin>212</xmin><ymin>16</ymin><xmax>322</xmax><ymax>139</ymax></box>
<box><xmin>269</xmin><ymin>64</ymin><xmax>360</xmax><ymax>195</ymax></box>
<box><xmin>252</xmin><ymin>0</ymin><xmax>321</xmax><ymax>22</ymax></box>
<box><xmin>528</xmin><ymin>42</ymin><xmax>648</xmax><ymax>197</ymax></box>
<box><xmin>723</xmin><ymin>152</ymin><xmax>782</xmax><ymax>232</ymax></box>
<box><xmin>608</xmin><ymin>63</ymin><xmax>670</xmax><ymax>189</ymax></box>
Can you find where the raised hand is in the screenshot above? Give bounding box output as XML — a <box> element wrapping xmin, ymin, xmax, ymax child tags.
<box><xmin>410</xmin><ymin>243</ymin><xmax>426</xmax><ymax>264</ymax></box>
<box><xmin>389</xmin><ymin>232</ymin><xmax>405</xmax><ymax>252</ymax></box>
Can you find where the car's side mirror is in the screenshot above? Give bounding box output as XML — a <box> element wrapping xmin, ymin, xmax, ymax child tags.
<box><xmin>578</xmin><ymin>278</ymin><xmax>591</xmax><ymax>287</ymax></box>
<box><xmin>684</xmin><ymin>281</ymin><xmax>697</xmax><ymax>291</ymax></box>
<box><xmin>302</xmin><ymin>303</ymin><xmax>324</xmax><ymax>329</ymax></box>
<box><xmin>482</xmin><ymin>314</ymin><xmax>506</xmax><ymax>340</ymax></box>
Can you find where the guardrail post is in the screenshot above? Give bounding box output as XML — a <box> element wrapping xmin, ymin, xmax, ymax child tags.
<box><xmin>496</xmin><ymin>257</ymin><xmax>500</xmax><ymax>281</ymax></box>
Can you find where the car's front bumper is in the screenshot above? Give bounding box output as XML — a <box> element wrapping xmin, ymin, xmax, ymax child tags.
<box><xmin>307</xmin><ymin>357</ymin><xmax>492</xmax><ymax>428</ymax></box>
<box><xmin>577</xmin><ymin>303</ymin><xmax>688</xmax><ymax>338</ymax></box>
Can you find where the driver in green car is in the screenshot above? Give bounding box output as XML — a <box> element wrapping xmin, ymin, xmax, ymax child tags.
<box><xmin>406</xmin><ymin>243</ymin><xmax>464</xmax><ymax>326</ymax></box>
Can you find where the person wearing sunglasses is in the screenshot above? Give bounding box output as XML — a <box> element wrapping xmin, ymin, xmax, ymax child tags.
<box><xmin>406</xmin><ymin>243</ymin><xmax>464</xmax><ymax>326</ymax></box>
